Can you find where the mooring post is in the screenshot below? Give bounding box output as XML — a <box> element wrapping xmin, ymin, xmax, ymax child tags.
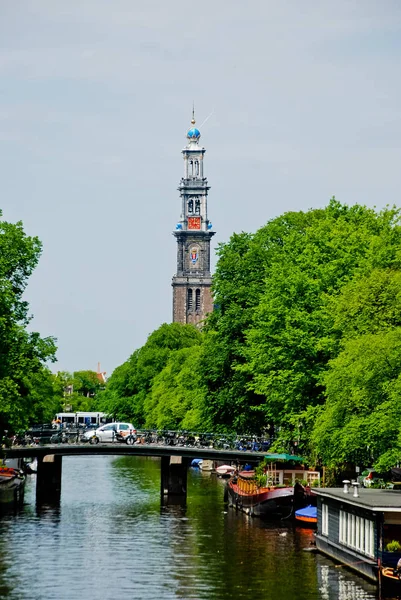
<box><xmin>161</xmin><ymin>455</ymin><xmax>189</xmax><ymax>505</ymax></box>
<box><xmin>36</xmin><ymin>454</ymin><xmax>62</xmax><ymax>502</ymax></box>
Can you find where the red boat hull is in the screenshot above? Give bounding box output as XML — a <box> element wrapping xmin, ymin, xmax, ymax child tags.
<box><xmin>226</xmin><ymin>479</ymin><xmax>299</xmax><ymax>517</ymax></box>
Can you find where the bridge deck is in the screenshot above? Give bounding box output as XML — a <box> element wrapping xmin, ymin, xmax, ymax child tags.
<box><xmin>1</xmin><ymin>443</ymin><xmax>266</xmax><ymax>463</ymax></box>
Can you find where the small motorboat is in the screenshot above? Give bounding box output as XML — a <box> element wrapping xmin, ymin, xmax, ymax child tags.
<box><xmin>200</xmin><ymin>460</ymin><xmax>214</xmax><ymax>472</ymax></box>
<box><xmin>0</xmin><ymin>466</ymin><xmax>25</xmax><ymax>507</ymax></box>
<box><xmin>215</xmin><ymin>465</ymin><xmax>236</xmax><ymax>478</ymax></box>
<box><xmin>381</xmin><ymin>554</ymin><xmax>401</xmax><ymax>585</ymax></box>
<box><xmin>295</xmin><ymin>504</ymin><xmax>317</xmax><ymax>527</ymax></box>
<box><xmin>382</xmin><ymin>567</ymin><xmax>399</xmax><ymax>580</ymax></box>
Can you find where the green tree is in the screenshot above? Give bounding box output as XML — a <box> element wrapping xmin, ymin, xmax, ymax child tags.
<box><xmin>199</xmin><ymin>232</ymin><xmax>270</xmax><ymax>432</ymax></box>
<box><xmin>99</xmin><ymin>323</ymin><xmax>203</xmax><ymax>426</ymax></box>
<box><xmin>145</xmin><ymin>345</ymin><xmax>207</xmax><ymax>430</ymax></box>
<box><xmin>311</xmin><ymin>268</ymin><xmax>401</xmax><ymax>469</ymax></box>
<box><xmin>311</xmin><ymin>329</ymin><xmax>401</xmax><ymax>469</ymax></box>
<box><xmin>0</xmin><ymin>210</ymin><xmax>57</xmax><ymax>435</ymax></box>
<box><xmin>53</xmin><ymin>370</ymin><xmax>105</xmax><ymax>413</ymax></box>
<box><xmin>244</xmin><ymin>202</ymin><xmax>401</xmax><ymax>449</ymax></box>
<box><xmin>201</xmin><ymin>199</ymin><xmax>401</xmax><ymax>448</ymax></box>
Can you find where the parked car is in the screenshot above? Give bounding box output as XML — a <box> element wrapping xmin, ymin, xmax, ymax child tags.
<box><xmin>81</xmin><ymin>423</ymin><xmax>136</xmax><ymax>444</ymax></box>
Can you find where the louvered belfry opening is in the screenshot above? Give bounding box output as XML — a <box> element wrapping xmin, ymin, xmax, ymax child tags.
<box><xmin>187</xmin><ymin>288</ymin><xmax>193</xmax><ymax>311</ymax></box>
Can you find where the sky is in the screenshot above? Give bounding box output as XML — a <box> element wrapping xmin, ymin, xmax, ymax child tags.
<box><xmin>1</xmin><ymin>1</ymin><xmax>401</xmax><ymax>376</ymax></box>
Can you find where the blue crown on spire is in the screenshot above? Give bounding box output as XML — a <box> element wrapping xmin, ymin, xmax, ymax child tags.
<box><xmin>187</xmin><ymin>127</ymin><xmax>200</xmax><ymax>139</ymax></box>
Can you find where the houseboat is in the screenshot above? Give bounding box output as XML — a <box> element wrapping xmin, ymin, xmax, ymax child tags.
<box><xmin>0</xmin><ymin>465</ymin><xmax>25</xmax><ymax>508</ymax></box>
<box><xmin>314</xmin><ymin>481</ymin><xmax>401</xmax><ymax>583</ymax></box>
<box><xmin>226</xmin><ymin>454</ymin><xmax>320</xmax><ymax>518</ymax></box>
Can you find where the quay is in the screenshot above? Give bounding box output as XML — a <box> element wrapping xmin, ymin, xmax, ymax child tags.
<box><xmin>315</xmin><ymin>483</ymin><xmax>401</xmax><ymax>583</ymax></box>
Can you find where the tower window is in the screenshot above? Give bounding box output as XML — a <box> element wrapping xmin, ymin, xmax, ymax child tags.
<box><xmin>188</xmin><ymin>198</ymin><xmax>193</xmax><ymax>214</ymax></box>
<box><xmin>195</xmin><ymin>198</ymin><xmax>200</xmax><ymax>214</ymax></box>
<box><xmin>187</xmin><ymin>289</ymin><xmax>193</xmax><ymax>311</ymax></box>
<box><xmin>195</xmin><ymin>289</ymin><xmax>201</xmax><ymax>311</ymax></box>
<box><xmin>189</xmin><ymin>160</ymin><xmax>199</xmax><ymax>178</ymax></box>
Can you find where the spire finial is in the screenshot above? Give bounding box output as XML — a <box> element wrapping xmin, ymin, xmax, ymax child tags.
<box><xmin>191</xmin><ymin>102</ymin><xmax>196</xmax><ymax>125</ymax></box>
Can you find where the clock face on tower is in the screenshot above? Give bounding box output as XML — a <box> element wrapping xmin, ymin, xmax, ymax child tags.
<box><xmin>187</xmin><ymin>217</ymin><xmax>201</xmax><ymax>230</ymax></box>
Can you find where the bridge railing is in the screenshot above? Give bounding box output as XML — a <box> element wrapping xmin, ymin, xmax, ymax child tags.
<box><xmin>6</xmin><ymin>427</ymin><xmax>275</xmax><ymax>453</ymax></box>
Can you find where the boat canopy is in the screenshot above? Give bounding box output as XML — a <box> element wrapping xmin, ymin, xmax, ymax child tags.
<box><xmin>264</xmin><ymin>453</ymin><xmax>304</xmax><ymax>463</ymax></box>
<box><xmin>295</xmin><ymin>505</ymin><xmax>317</xmax><ymax>519</ymax></box>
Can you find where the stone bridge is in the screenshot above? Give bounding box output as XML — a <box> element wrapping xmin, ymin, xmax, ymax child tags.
<box><xmin>2</xmin><ymin>443</ymin><xmax>267</xmax><ymax>504</ymax></box>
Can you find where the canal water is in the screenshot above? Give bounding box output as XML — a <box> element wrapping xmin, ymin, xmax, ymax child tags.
<box><xmin>0</xmin><ymin>455</ymin><xmax>396</xmax><ymax>599</ymax></box>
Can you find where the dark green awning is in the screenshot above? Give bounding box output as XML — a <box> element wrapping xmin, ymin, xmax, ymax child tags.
<box><xmin>264</xmin><ymin>453</ymin><xmax>304</xmax><ymax>463</ymax></box>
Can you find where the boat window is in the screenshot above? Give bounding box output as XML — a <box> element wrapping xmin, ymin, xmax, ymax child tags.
<box><xmin>339</xmin><ymin>510</ymin><xmax>374</xmax><ymax>557</ymax></box>
<box><xmin>322</xmin><ymin>503</ymin><xmax>329</xmax><ymax>536</ymax></box>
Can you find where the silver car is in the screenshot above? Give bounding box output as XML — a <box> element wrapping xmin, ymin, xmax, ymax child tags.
<box><xmin>82</xmin><ymin>423</ymin><xmax>136</xmax><ymax>444</ymax></box>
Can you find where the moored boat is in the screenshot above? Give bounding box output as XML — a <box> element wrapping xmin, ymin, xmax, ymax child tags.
<box><xmin>0</xmin><ymin>466</ymin><xmax>25</xmax><ymax>507</ymax></box>
<box><xmin>295</xmin><ymin>504</ymin><xmax>317</xmax><ymax>527</ymax></box>
<box><xmin>199</xmin><ymin>459</ymin><xmax>214</xmax><ymax>472</ymax></box>
<box><xmin>381</xmin><ymin>566</ymin><xmax>401</xmax><ymax>583</ymax></box>
<box><xmin>381</xmin><ymin>553</ymin><xmax>401</xmax><ymax>586</ymax></box>
<box><xmin>226</xmin><ymin>470</ymin><xmax>305</xmax><ymax>518</ymax></box>
<box><xmin>215</xmin><ymin>464</ymin><xmax>236</xmax><ymax>478</ymax></box>
<box><xmin>225</xmin><ymin>454</ymin><xmax>320</xmax><ymax>518</ymax></box>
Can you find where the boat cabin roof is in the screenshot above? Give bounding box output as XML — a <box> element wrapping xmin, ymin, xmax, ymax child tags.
<box><xmin>264</xmin><ymin>453</ymin><xmax>304</xmax><ymax>463</ymax></box>
<box><xmin>238</xmin><ymin>470</ymin><xmax>256</xmax><ymax>479</ymax></box>
<box><xmin>314</xmin><ymin>487</ymin><xmax>401</xmax><ymax>512</ymax></box>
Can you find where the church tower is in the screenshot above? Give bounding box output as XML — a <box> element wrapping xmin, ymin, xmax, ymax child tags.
<box><xmin>172</xmin><ymin>111</ymin><xmax>215</xmax><ymax>324</ymax></box>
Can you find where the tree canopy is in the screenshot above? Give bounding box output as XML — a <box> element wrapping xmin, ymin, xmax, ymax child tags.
<box><xmin>54</xmin><ymin>370</ymin><xmax>105</xmax><ymax>413</ymax></box>
<box><xmin>0</xmin><ymin>210</ymin><xmax>60</xmax><ymax>433</ymax></box>
<box><xmin>98</xmin><ymin>323</ymin><xmax>203</xmax><ymax>427</ymax></box>
<box><xmin>101</xmin><ymin>199</ymin><xmax>401</xmax><ymax>473</ymax></box>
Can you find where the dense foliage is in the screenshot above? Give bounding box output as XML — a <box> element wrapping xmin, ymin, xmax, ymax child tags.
<box><xmin>102</xmin><ymin>199</ymin><xmax>401</xmax><ymax>473</ymax></box>
<box><xmin>55</xmin><ymin>370</ymin><xmax>106</xmax><ymax>413</ymax></box>
<box><xmin>0</xmin><ymin>210</ymin><xmax>61</xmax><ymax>435</ymax></box>
<box><xmin>97</xmin><ymin>323</ymin><xmax>203</xmax><ymax>428</ymax></box>
<box><xmin>311</xmin><ymin>269</ymin><xmax>401</xmax><ymax>471</ymax></box>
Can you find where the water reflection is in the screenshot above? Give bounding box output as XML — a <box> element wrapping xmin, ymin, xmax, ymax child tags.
<box><xmin>317</xmin><ymin>557</ymin><xmax>377</xmax><ymax>600</ymax></box>
<box><xmin>0</xmin><ymin>456</ymin><xmax>395</xmax><ymax>599</ymax></box>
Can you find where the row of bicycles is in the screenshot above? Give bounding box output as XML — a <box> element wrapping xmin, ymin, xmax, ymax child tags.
<box><xmin>134</xmin><ymin>430</ymin><xmax>273</xmax><ymax>452</ymax></box>
<box><xmin>8</xmin><ymin>426</ymin><xmax>274</xmax><ymax>452</ymax></box>
<box><xmin>8</xmin><ymin>427</ymin><xmax>84</xmax><ymax>447</ymax></box>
